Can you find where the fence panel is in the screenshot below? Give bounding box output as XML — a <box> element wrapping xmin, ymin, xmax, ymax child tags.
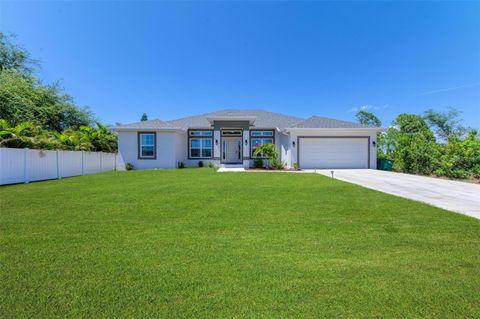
<box><xmin>0</xmin><ymin>148</ymin><xmax>25</xmax><ymax>185</ymax></box>
<box><xmin>82</xmin><ymin>151</ymin><xmax>102</xmax><ymax>175</ymax></box>
<box><xmin>0</xmin><ymin>148</ymin><xmax>117</xmax><ymax>185</ymax></box>
<box><xmin>58</xmin><ymin>151</ymin><xmax>83</xmax><ymax>177</ymax></box>
<box><xmin>27</xmin><ymin>149</ymin><xmax>58</xmax><ymax>182</ymax></box>
<box><xmin>101</xmin><ymin>153</ymin><xmax>116</xmax><ymax>172</ymax></box>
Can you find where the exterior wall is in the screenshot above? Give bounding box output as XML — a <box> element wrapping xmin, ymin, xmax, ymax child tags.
<box><xmin>288</xmin><ymin>129</ymin><xmax>378</xmax><ymax>169</ymax></box>
<box><xmin>117</xmin><ymin>131</ymin><xmax>178</xmax><ymax>169</ymax></box>
<box><xmin>279</xmin><ymin>132</ymin><xmax>292</xmax><ymax>168</ymax></box>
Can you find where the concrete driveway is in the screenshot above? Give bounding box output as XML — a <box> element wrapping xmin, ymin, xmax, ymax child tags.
<box><xmin>316</xmin><ymin>169</ymin><xmax>480</xmax><ymax>219</ymax></box>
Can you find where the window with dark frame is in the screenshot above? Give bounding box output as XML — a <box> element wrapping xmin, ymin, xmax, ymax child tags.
<box><xmin>250</xmin><ymin>130</ymin><xmax>274</xmax><ymax>158</ymax></box>
<box><xmin>188</xmin><ymin>130</ymin><xmax>213</xmax><ymax>159</ymax></box>
<box><xmin>138</xmin><ymin>132</ymin><xmax>156</xmax><ymax>159</ymax></box>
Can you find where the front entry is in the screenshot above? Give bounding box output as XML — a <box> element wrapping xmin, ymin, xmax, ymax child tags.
<box><xmin>222</xmin><ymin>137</ymin><xmax>242</xmax><ymax>164</ymax></box>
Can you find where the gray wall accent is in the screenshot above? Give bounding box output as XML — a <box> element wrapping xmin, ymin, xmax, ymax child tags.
<box><xmin>213</xmin><ymin>121</ymin><xmax>250</xmax><ymax>130</ymax></box>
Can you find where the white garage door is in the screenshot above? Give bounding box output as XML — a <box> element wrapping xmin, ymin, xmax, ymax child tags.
<box><xmin>299</xmin><ymin>137</ymin><xmax>369</xmax><ymax>169</ymax></box>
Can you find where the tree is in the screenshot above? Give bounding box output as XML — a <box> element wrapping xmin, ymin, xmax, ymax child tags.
<box><xmin>0</xmin><ymin>32</ymin><xmax>38</xmax><ymax>76</ymax></box>
<box><xmin>140</xmin><ymin>113</ymin><xmax>148</xmax><ymax>121</ymax></box>
<box><xmin>0</xmin><ymin>33</ymin><xmax>94</xmax><ymax>131</ymax></box>
<box><xmin>355</xmin><ymin>110</ymin><xmax>381</xmax><ymax>127</ymax></box>
<box><xmin>424</xmin><ymin>107</ymin><xmax>466</xmax><ymax>141</ymax></box>
<box><xmin>379</xmin><ymin>114</ymin><xmax>438</xmax><ymax>174</ymax></box>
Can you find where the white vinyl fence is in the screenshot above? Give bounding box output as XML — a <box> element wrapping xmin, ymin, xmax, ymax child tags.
<box><xmin>0</xmin><ymin>148</ymin><xmax>119</xmax><ymax>185</ymax></box>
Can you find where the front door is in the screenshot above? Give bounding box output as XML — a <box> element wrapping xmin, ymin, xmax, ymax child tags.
<box><xmin>222</xmin><ymin>137</ymin><xmax>242</xmax><ymax>163</ymax></box>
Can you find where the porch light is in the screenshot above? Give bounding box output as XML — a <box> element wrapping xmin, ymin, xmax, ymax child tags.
<box><xmin>372</xmin><ymin>141</ymin><xmax>376</xmax><ymax>147</ymax></box>
<box><xmin>292</xmin><ymin>141</ymin><xmax>296</xmax><ymax>147</ymax></box>
<box><xmin>215</xmin><ymin>139</ymin><xmax>218</xmax><ymax>145</ymax></box>
<box><xmin>245</xmin><ymin>139</ymin><xmax>248</xmax><ymax>145</ymax></box>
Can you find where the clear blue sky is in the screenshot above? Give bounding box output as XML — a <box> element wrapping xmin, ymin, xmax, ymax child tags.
<box><xmin>1</xmin><ymin>1</ymin><xmax>479</xmax><ymax>128</ymax></box>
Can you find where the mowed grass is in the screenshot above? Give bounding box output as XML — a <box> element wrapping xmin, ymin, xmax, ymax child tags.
<box><xmin>1</xmin><ymin>169</ymin><xmax>479</xmax><ymax>318</ymax></box>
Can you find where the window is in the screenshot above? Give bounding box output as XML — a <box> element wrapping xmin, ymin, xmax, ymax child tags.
<box><xmin>189</xmin><ymin>130</ymin><xmax>213</xmax><ymax>137</ymax></box>
<box><xmin>138</xmin><ymin>132</ymin><xmax>156</xmax><ymax>159</ymax></box>
<box><xmin>221</xmin><ymin>129</ymin><xmax>242</xmax><ymax>136</ymax></box>
<box><xmin>190</xmin><ymin>139</ymin><xmax>212</xmax><ymax>158</ymax></box>
<box><xmin>251</xmin><ymin>130</ymin><xmax>273</xmax><ymax>137</ymax></box>
<box><xmin>188</xmin><ymin>130</ymin><xmax>213</xmax><ymax>159</ymax></box>
<box><xmin>250</xmin><ymin>130</ymin><xmax>275</xmax><ymax>158</ymax></box>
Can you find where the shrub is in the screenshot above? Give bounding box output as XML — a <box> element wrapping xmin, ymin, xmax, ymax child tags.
<box><xmin>253</xmin><ymin>144</ymin><xmax>284</xmax><ymax>169</ymax></box>
<box><xmin>208</xmin><ymin>161</ymin><xmax>214</xmax><ymax>168</ymax></box>
<box><xmin>198</xmin><ymin>161</ymin><xmax>204</xmax><ymax>168</ymax></box>
<box><xmin>253</xmin><ymin>158</ymin><xmax>263</xmax><ymax>169</ymax></box>
<box><xmin>178</xmin><ymin>162</ymin><xmax>184</xmax><ymax>169</ymax></box>
<box><xmin>125</xmin><ymin>163</ymin><xmax>133</xmax><ymax>170</ymax></box>
<box><xmin>293</xmin><ymin>162</ymin><xmax>299</xmax><ymax>170</ymax></box>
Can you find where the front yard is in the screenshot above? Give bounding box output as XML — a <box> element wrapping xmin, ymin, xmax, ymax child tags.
<box><xmin>1</xmin><ymin>169</ymin><xmax>479</xmax><ymax>318</ymax></box>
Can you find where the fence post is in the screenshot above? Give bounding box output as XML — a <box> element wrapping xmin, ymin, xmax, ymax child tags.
<box><xmin>56</xmin><ymin>150</ymin><xmax>60</xmax><ymax>179</ymax></box>
<box><xmin>81</xmin><ymin>151</ymin><xmax>84</xmax><ymax>175</ymax></box>
<box><xmin>24</xmin><ymin>148</ymin><xmax>29</xmax><ymax>184</ymax></box>
<box><xmin>99</xmin><ymin>152</ymin><xmax>103</xmax><ymax>172</ymax></box>
<box><xmin>114</xmin><ymin>153</ymin><xmax>117</xmax><ymax>171</ymax></box>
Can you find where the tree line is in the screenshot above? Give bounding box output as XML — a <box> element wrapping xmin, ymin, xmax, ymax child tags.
<box><xmin>356</xmin><ymin>109</ymin><xmax>480</xmax><ymax>180</ymax></box>
<box><xmin>0</xmin><ymin>32</ymin><xmax>117</xmax><ymax>152</ymax></box>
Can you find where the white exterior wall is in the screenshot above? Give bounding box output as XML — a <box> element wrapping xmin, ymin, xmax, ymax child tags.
<box><xmin>279</xmin><ymin>133</ymin><xmax>292</xmax><ymax>168</ymax></box>
<box><xmin>117</xmin><ymin>131</ymin><xmax>179</xmax><ymax>169</ymax></box>
<box><xmin>288</xmin><ymin>129</ymin><xmax>378</xmax><ymax>169</ymax></box>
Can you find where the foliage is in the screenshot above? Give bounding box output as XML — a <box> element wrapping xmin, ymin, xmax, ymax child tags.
<box><xmin>0</xmin><ymin>33</ymin><xmax>94</xmax><ymax>131</ymax></box>
<box><xmin>424</xmin><ymin>107</ymin><xmax>467</xmax><ymax>141</ymax></box>
<box><xmin>293</xmin><ymin>162</ymin><xmax>299</xmax><ymax>170</ymax></box>
<box><xmin>140</xmin><ymin>113</ymin><xmax>148</xmax><ymax>121</ymax></box>
<box><xmin>433</xmin><ymin>131</ymin><xmax>480</xmax><ymax>179</ymax></box>
<box><xmin>178</xmin><ymin>161</ymin><xmax>184</xmax><ymax>169</ymax></box>
<box><xmin>376</xmin><ymin>111</ymin><xmax>480</xmax><ymax>180</ymax></box>
<box><xmin>253</xmin><ymin>158</ymin><xmax>263</xmax><ymax>169</ymax></box>
<box><xmin>208</xmin><ymin>161</ymin><xmax>214</xmax><ymax>168</ymax></box>
<box><xmin>356</xmin><ymin>110</ymin><xmax>381</xmax><ymax>127</ymax></box>
<box><xmin>125</xmin><ymin>163</ymin><xmax>134</xmax><ymax>171</ymax></box>
<box><xmin>253</xmin><ymin>143</ymin><xmax>284</xmax><ymax>169</ymax></box>
<box><xmin>198</xmin><ymin>160</ymin><xmax>204</xmax><ymax>168</ymax></box>
<box><xmin>0</xmin><ymin>119</ymin><xmax>117</xmax><ymax>152</ymax></box>
<box><xmin>0</xmin><ymin>32</ymin><xmax>38</xmax><ymax>76</ymax></box>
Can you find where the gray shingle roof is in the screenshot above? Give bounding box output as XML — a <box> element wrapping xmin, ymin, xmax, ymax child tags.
<box><xmin>291</xmin><ymin>116</ymin><xmax>372</xmax><ymax>129</ymax></box>
<box><xmin>113</xmin><ymin>109</ymin><xmax>372</xmax><ymax>130</ymax></box>
<box><xmin>166</xmin><ymin>109</ymin><xmax>303</xmax><ymax>129</ymax></box>
<box><xmin>113</xmin><ymin>119</ymin><xmax>176</xmax><ymax>130</ymax></box>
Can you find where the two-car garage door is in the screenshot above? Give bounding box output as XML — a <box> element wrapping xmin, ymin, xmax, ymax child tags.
<box><xmin>299</xmin><ymin>137</ymin><xmax>369</xmax><ymax>169</ymax></box>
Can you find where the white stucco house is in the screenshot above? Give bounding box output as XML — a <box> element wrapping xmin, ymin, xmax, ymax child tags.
<box><xmin>112</xmin><ymin>109</ymin><xmax>383</xmax><ymax>170</ymax></box>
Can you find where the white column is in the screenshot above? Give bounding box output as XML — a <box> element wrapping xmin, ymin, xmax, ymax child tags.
<box><xmin>213</xmin><ymin>130</ymin><xmax>220</xmax><ymax>159</ymax></box>
<box><xmin>243</xmin><ymin>130</ymin><xmax>250</xmax><ymax>158</ymax></box>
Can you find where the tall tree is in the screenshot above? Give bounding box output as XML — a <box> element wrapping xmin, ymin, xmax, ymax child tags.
<box><xmin>424</xmin><ymin>107</ymin><xmax>466</xmax><ymax>141</ymax></box>
<box><xmin>0</xmin><ymin>32</ymin><xmax>94</xmax><ymax>131</ymax></box>
<box><xmin>0</xmin><ymin>32</ymin><xmax>38</xmax><ymax>76</ymax></box>
<box><xmin>355</xmin><ymin>110</ymin><xmax>381</xmax><ymax>127</ymax></box>
<box><xmin>140</xmin><ymin>113</ymin><xmax>148</xmax><ymax>121</ymax></box>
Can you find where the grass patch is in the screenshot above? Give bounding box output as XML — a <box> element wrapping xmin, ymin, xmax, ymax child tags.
<box><xmin>1</xmin><ymin>169</ymin><xmax>479</xmax><ymax>318</ymax></box>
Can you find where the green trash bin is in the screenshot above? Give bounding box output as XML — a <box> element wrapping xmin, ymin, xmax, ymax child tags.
<box><xmin>377</xmin><ymin>159</ymin><xmax>393</xmax><ymax>171</ymax></box>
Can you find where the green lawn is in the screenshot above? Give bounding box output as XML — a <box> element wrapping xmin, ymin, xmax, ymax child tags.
<box><xmin>1</xmin><ymin>169</ymin><xmax>479</xmax><ymax>318</ymax></box>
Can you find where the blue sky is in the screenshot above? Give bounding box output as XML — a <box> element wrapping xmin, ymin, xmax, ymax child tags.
<box><xmin>1</xmin><ymin>1</ymin><xmax>479</xmax><ymax>128</ymax></box>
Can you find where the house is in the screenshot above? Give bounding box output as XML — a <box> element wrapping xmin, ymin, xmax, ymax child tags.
<box><xmin>112</xmin><ymin>109</ymin><xmax>383</xmax><ymax>170</ymax></box>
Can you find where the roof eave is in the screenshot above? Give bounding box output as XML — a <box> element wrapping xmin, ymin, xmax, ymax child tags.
<box><xmin>111</xmin><ymin>127</ymin><xmax>186</xmax><ymax>132</ymax></box>
<box><xmin>284</xmin><ymin>127</ymin><xmax>386</xmax><ymax>132</ymax></box>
